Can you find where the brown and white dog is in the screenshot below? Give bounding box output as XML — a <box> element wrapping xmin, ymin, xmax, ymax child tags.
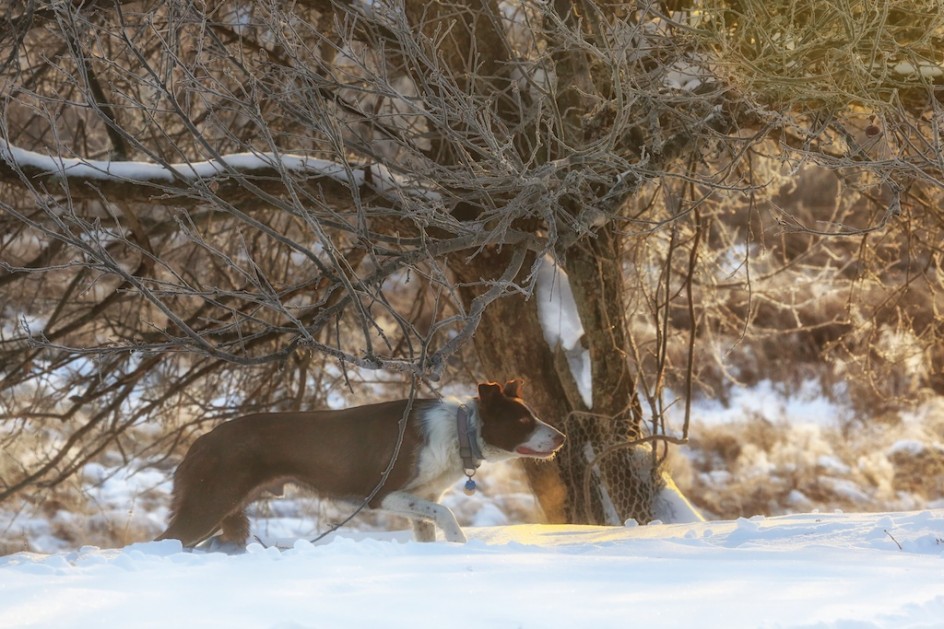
<box><xmin>156</xmin><ymin>379</ymin><xmax>565</xmax><ymax>548</ymax></box>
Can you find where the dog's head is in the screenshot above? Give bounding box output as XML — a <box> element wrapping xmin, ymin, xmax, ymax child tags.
<box><xmin>476</xmin><ymin>379</ymin><xmax>565</xmax><ymax>460</ymax></box>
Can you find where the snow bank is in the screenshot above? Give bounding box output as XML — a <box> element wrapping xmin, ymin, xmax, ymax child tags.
<box><xmin>687</xmin><ymin>378</ymin><xmax>847</xmax><ymax>427</ymax></box>
<box><xmin>1</xmin><ymin>511</ymin><xmax>942</xmax><ymax>628</ymax></box>
<box><xmin>651</xmin><ymin>471</ymin><xmax>705</xmax><ymax>524</ymax></box>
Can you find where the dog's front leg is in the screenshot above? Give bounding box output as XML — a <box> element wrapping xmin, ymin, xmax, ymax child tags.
<box><xmin>412</xmin><ymin>520</ymin><xmax>436</xmax><ymax>542</ymax></box>
<box><xmin>380</xmin><ymin>491</ymin><xmax>467</xmax><ymax>543</ymax></box>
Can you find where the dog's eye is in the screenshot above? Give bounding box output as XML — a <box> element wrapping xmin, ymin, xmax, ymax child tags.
<box><xmin>518</xmin><ymin>416</ymin><xmax>531</xmax><ymax>425</ymax></box>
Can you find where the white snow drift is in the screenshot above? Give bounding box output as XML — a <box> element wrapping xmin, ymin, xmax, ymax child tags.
<box><xmin>1</xmin><ymin>511</ymin><xmax>942</xmax><ymax>628</ymax></box>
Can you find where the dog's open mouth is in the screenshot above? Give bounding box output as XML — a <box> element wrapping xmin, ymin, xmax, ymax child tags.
<box><xmin>515</xmin><ymin>446</ymin><xmax>558</xmax><ymax>458</ymax></box>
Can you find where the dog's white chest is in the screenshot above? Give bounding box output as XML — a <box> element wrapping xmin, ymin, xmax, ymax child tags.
<box><xmin>407</xmin><ymin>402</ymin><xmax>467</xmax><ymax>499</ymax></box>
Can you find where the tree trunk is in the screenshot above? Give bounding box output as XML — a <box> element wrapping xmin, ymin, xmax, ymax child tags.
<box><xmin>450</xmin><ymin>235</ymin><xmax>660</xmax><ymax>525</ymax></box>
<box><xmin>561</xmin><ymin>226</ymin><xmax>659</xmax><ymax>525</ymax></box>
<box><xmin>451</xmin><ymin>247</ymin><xmax>569</xmax><ymax>522</ymax></box>
<box><xmin>408</xmin><ymin>0</ymin><xmax>663</xmax><ymax>525</ymax></box>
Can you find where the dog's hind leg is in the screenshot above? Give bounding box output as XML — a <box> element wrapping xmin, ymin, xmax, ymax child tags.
<box><xmin>156</xmin><ymin>475</ymin><xmax>253</xmax><ymax>547</ymax></box>
<box><xmin>380</xmin><ymin>491</ymin><xmax>467</xmax><ymax>543</ymax></box>
<box><xmin>156</xmin><ymin>500</ymin><xmax>226</xmax><ymax>548</ymax></box>
<box><xmin>157</xmin><ymin>439</ymin><xmax>265</xmax><ymax>547</ymax></box>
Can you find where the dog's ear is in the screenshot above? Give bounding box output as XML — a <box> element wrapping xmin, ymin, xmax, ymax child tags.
<box><xmin>503</xmin><ymin>379</ymin><xmax>524</xmax><ymax>399</ymax></box>
<box><xmin>477</xmin><ymin>382</ymin><xmax>503</xmax><ymax>404</ymax></box>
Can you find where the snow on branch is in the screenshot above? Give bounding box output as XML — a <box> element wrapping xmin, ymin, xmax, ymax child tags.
<box><xmin>0</xmin><ymin>139</ymin><xmax>440</xmax><ymax>205</ymax></box>
<box><xmin>535</xmin><ymin>254</ymin><xmax>592</xmax><ymax>408</ymax></box>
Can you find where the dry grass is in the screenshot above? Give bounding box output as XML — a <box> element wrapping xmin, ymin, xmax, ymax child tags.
<box><xmin>670</xmin><ymin>397</ymin><xmax>944</xmax><ymax>520</ymax></box>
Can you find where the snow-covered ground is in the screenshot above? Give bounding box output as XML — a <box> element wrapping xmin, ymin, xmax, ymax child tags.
<box><xmin>1</xmin><ymin>511</ymin><xmax>942</xmax><ymax>628</ymax></box>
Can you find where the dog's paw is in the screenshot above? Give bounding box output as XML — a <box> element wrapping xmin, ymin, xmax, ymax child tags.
<box><xmin>198</xmin><ymin>535</ymin><xmax>247</xmax><ymax>555</ymax></box>
<box><xmin>445</xmin><ymin>529</ymin><xmax>468</xmax><ymax>544</ymax></box>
